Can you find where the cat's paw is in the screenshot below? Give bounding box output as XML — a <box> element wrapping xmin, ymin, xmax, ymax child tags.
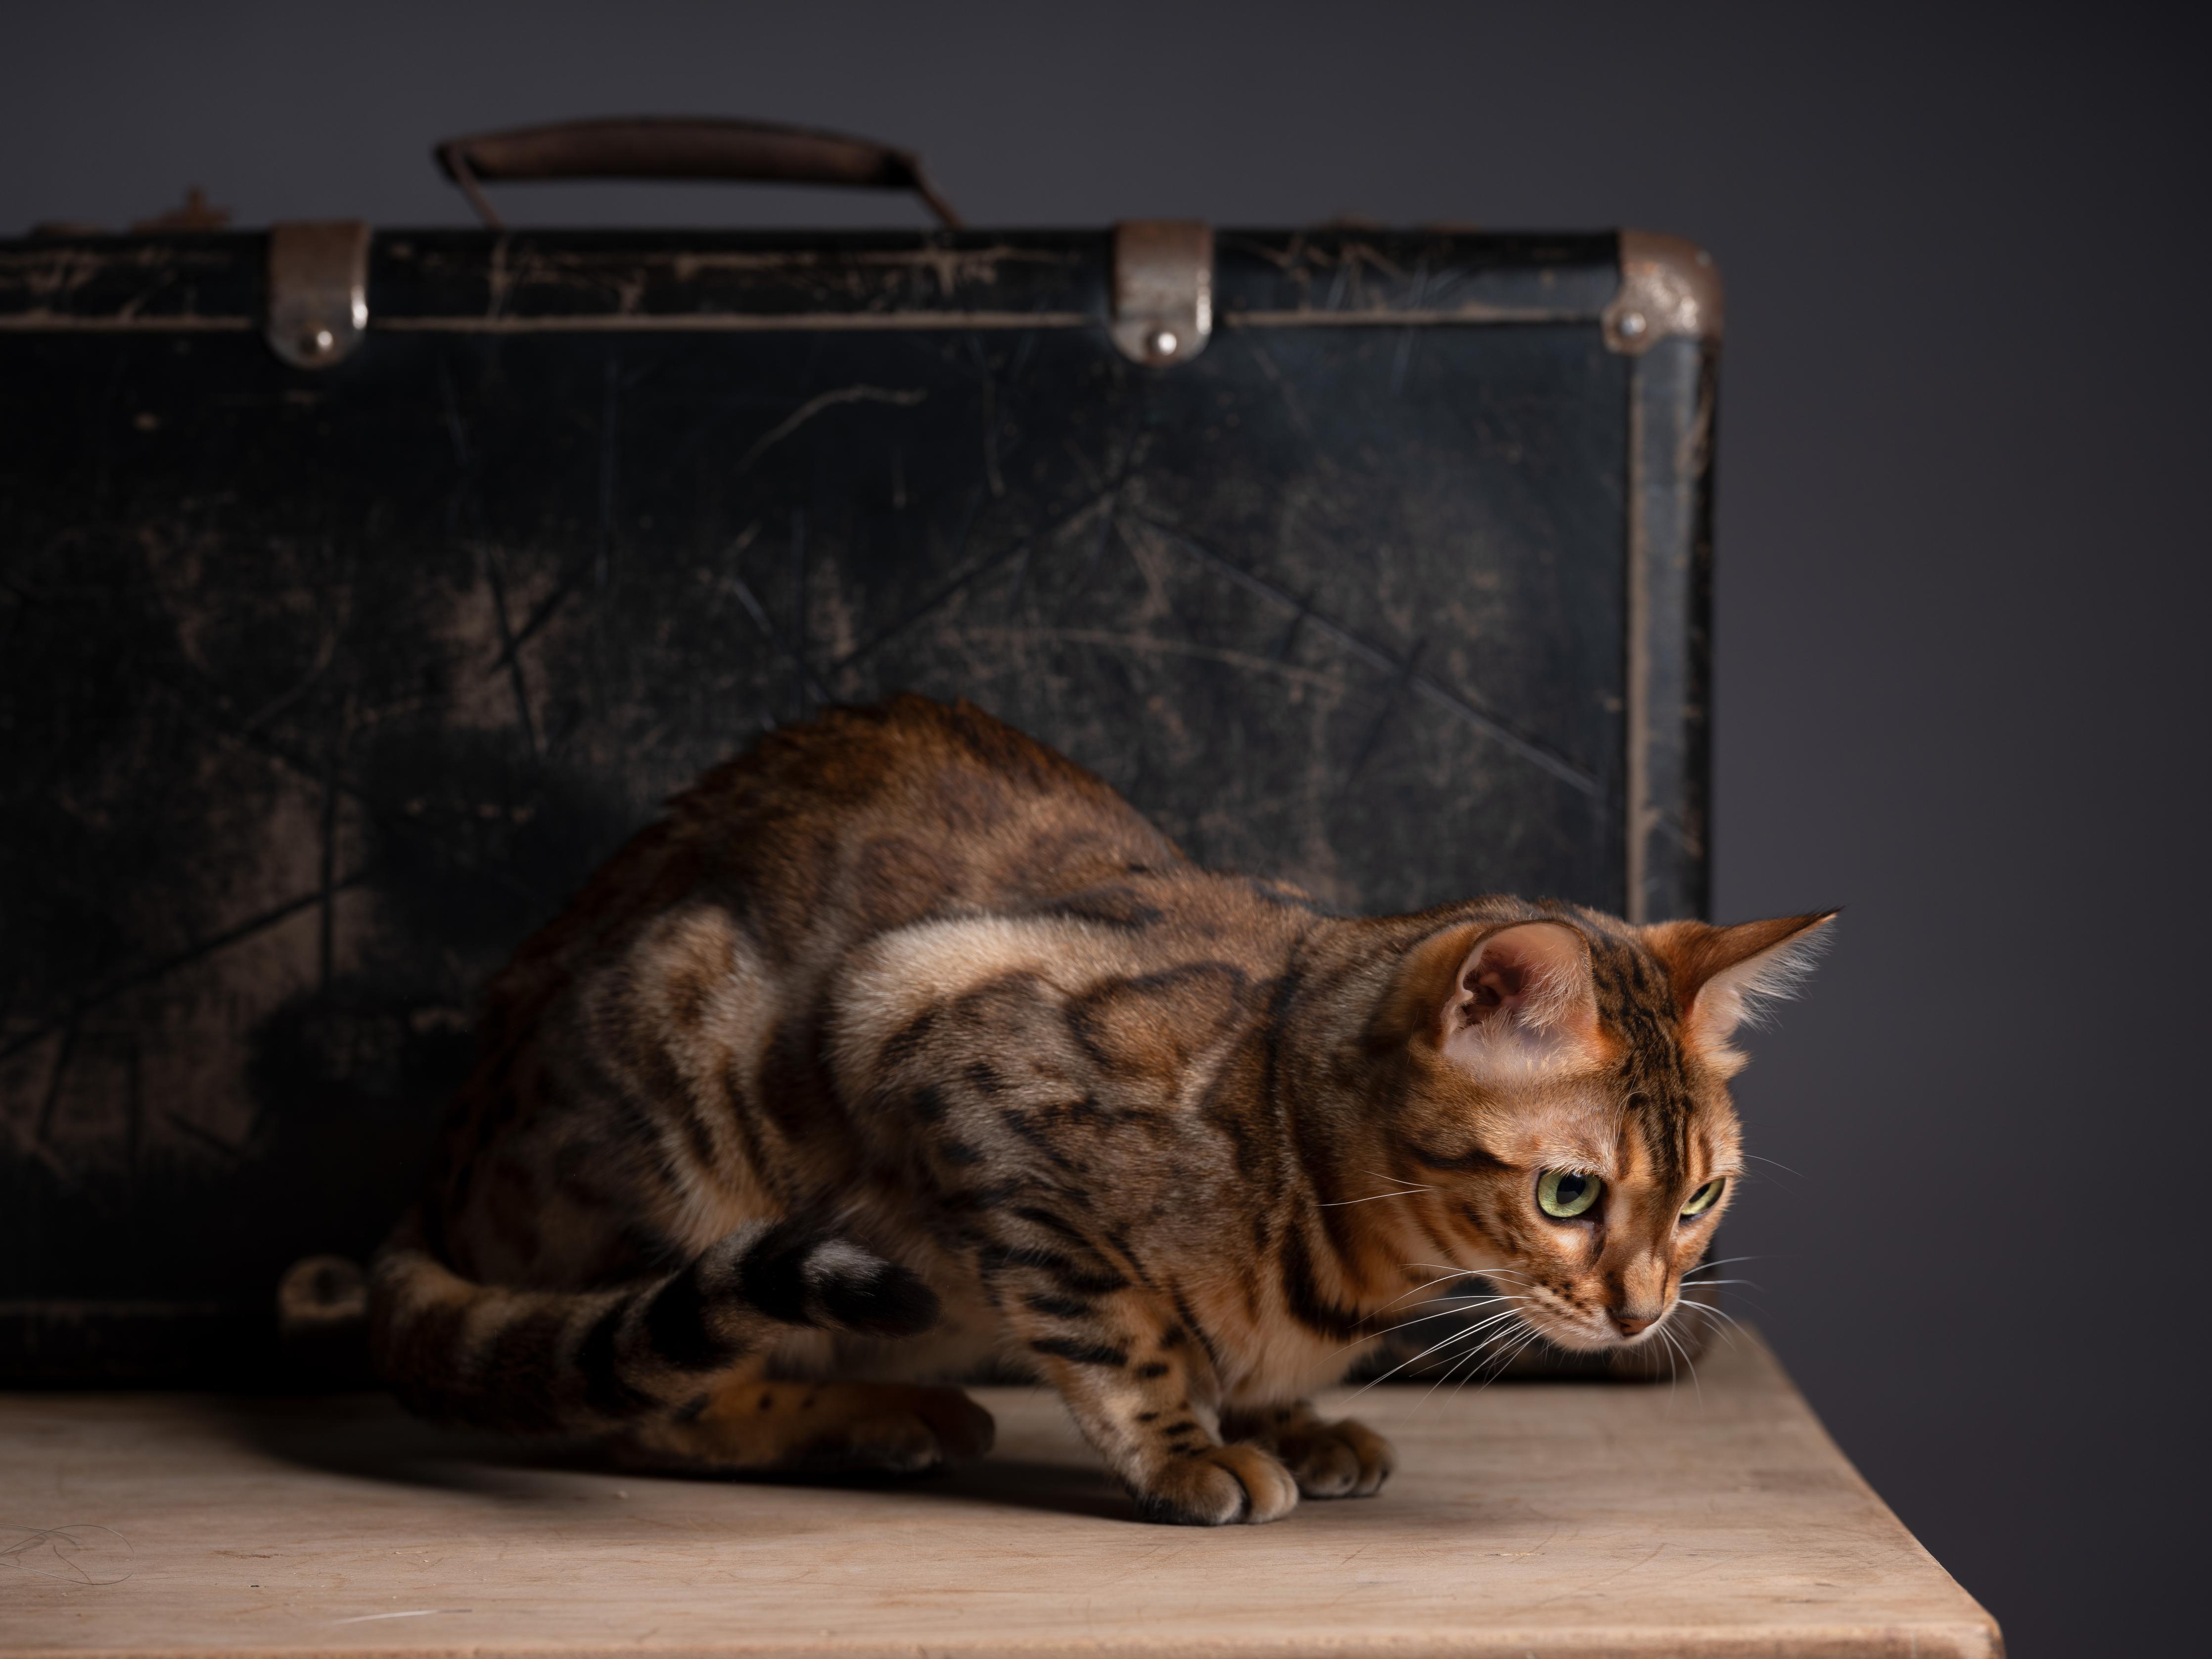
<box><xmin>1271</xmin><ymin>1416</ymin><xmax>1394</xmax><ymax>1499</ymax></box>
<box><xmin>620</xmin><ymin>1381</ymin><xmax>994</xmax><ymax>1477</ymax></box>
<box><xmin>1132</xmin><ymin>1444</ymin><xmax>1301</xmax><ymax>1525</ymax></box>
<box><xmin>794</xmin><ymin>1385</ymin><xmax>998</xmax><ymax>1474</ymax></box>
<box><xmin>905</xmin><ymin>1386</ymin><xmax>1000</xmax><ymax>1462</ymax></box>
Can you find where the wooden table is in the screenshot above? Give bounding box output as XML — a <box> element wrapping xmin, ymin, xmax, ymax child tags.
<box><xmin>0</xmin><ymin>1332</ymin><xmax>1998</xmax><ymax>1659</ymax></box>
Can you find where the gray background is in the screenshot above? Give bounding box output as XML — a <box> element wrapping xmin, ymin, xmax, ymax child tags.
<box><xmin>7</xmin><ymin>2</ymin><xmax>2206</xmax><ymax>1651</ymax></box>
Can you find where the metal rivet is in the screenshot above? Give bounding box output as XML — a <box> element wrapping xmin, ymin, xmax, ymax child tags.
<box><xmin>1150</xmin><ymin>328</ymin><xmax>1178</xmax><ymax>358</ymax></box>
<box><xmin>1617</xmin><ymin>310</ymin><xmax>1647</xmax><ymax>338</ymax></box>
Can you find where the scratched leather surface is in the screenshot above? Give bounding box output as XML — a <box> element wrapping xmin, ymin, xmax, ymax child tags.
<box><xmin>0</xmin><ymin>231</ymin><xmax>1649</xmax><ymax>1352</ymax></box>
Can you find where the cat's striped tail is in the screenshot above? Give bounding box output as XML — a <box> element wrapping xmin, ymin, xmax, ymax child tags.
<box><xmin>365</xmin><ymin>1216</ymin><xmax>940</xmax><ymax>1432</ymax></box>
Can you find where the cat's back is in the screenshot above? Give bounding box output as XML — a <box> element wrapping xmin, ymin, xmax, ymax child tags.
<box><xmin>490</xmin><ymin>695</ymin><xmax>1183</xmax><ymax>1016</ymax></box>
<box><xmin>428</xmin><ymin>699</ymin><xmax>1189</xmax><ymax>1282</ymax></box>
<box><xmin>678</xmin><ymin>694</ymin><xmax>1182</xmax><ymax>933</ymax></box>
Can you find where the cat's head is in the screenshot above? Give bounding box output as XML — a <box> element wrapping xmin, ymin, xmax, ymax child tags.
<box><xmin>1370</xmin><ymin>905</ymin><xmax>1833</xmax><ymax>1354</ymax></box>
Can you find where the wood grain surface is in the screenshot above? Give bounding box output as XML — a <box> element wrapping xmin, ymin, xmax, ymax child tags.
<box><xmin>0</xmin><ymin>1332</ymin><xmax>1998</xmax><ymax>1659</ymax></box>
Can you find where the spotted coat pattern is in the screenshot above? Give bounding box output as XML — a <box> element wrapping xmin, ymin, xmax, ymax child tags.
<box><xmin>369</xmin><ymin>696</ymin><xmax>1828</xmax><ymax>1524</ymax></box>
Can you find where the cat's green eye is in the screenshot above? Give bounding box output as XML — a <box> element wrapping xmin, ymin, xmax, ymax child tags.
<box><xmin>1537</xmin><ymin>1169</ymin><xmax>1603</xmax><ymax>1219</ymax></box>
<box><xmin>1681</xmin><ymin>1178</ymin><xmax>1727</xmax><ymax>1219</ymax></box>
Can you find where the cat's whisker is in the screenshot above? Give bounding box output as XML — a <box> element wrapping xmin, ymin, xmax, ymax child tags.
<box><xmin>1466</xmin><ymin>1315</ymin><xmax>1533</xmax><ymax>1370</ymax></box>
<box><xmin>1684</xmin><ymin>1281</ymin><xmax>1772</xmax><ymax>1314</ymax></box>
<box><xmin>1318</xmin><ymin>1187</ymin><xmax>1435</xmax><ymax>1208</ymax></box>
<box><xmin>1422</xmin><ymin>1335</ymin><xmax>1504</xmax><ymax>1408</ymax></box>
<box><xmin>1508</xmin><ymin>1334</ymin><xmax>1551</xmax><ymax>1380</ymax></box>
<box><xmin>1342</xmin><ymin>1324</ymin><xmax>1493</xmax><ymax>1396</ymax></box>
<box><xmin>1402</xmin><ymin>1262</ymin><xmax>1540</xmax><ymax>1278</ymax></box>
<box><xmin>1379</xmin><ymin>1267</ymin><xmax>1490</xmax><ymax>1311</ymax></box>
<box><xmin>1355</xmin><ymin>1167</ymin><xmax>1431</xmax><ymax>1191</ymax></box>
<box><xmin>1467</xmin><ymin>1325</ymin><xmax>1547</xmax><ymax>1390</ymax></box>
<box><xmin>1654</xmin><ymin>1323</ymin><xmax>1682</xmax><ymax>1397</ymax></box>
<box><xmin>1407</xmin><ymin>1319</ymin><xmax>1534</xmax><ymax>1403</ymax></box>
<box><xmin>1682</xmin><ymin>1255</ymin><xmax>1764</xmax><ymax>1276</ymax></box>
<box><xmin>1420</xmin><ymin>1310</ymin><xmax>1532</xmax><ymax>1408</ymax></box>
<box><xmin>1682</xmin><ymin>1333</ymin><xmax>1706</xmax><ymax>1396</ymax></box>
<box><xmin>1374</xmin><ymin>1264</ymin><xmax>1542</xmax><ymax>1317</ymax></box>
<box><xmin>1401</xmin><ymin>1291</ymin><xmax>1522</xmax><ymax>1306</ymax></box>
<box><xmin>1676</xmin><ymin>1319</ymin><xmax>1742</xmax><ymax>1357</ymax></box>
<box><xmin>1429</xmin><ymin>1304</ymin><xmax>1530</xmax><ymax>1352</ymax></box>
<box><xmin>1412</xmin><ymin>1341</ymin><xmax>1480</xmax><ymax>1411</ymax></box>
<box><xmin>1381</xmin><ymin>1291</ymin><xmax>1525</xmax><ymax>1320</ymax></box>
<box><xmin>1374</xmin><ymin>1281</ymin><xmax>1483</xmax><ymax>1320</ymax></box>
<box><xmin>1674</xmin><ymin>1299</ymin><xmax>1750</xmax><ymax>1349</ymax></box>
<box><xmin>1664</xmin><ymin>1322</ymin><xmax>1704</xmax><ymax>1403</ymax></box>
<box><xmin>1452</xmin><ymin>1310</ymin><xmax>1542</xmax><ymax>1385</ymax></box>
<box><xmin>1681</xmin><ymin>1298</ymin><xmax>1748</xmax><ymax>1328</ymax></box>
<box><xmin>1325</xmin><ymin>1293</ymin><xmax>1527</xmax><ymax>1359</ymax></box>
<box><xmin>1395</xmin><ymin>1263</ymin><xmax>1547</xmax><ymax>1293</ymax></box>
<box><xmin>1344</xmin><ymin>1305</ymin><xmax>1530</xmax><ymax>1398</ymax></box>
<box><xmin>1352</xmin><ymin>1295</ymin><xmax>1529</xmax><ymax>1349</ymax></box>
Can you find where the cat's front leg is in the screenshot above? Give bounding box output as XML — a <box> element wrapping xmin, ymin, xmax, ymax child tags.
<box><xmin>1004</xmin><ymin>1284</ymin><xmax>1299</xmax><ymax>1525</ymax></box>
<box><xmin>1221</xmin><ymin>1399</ymin><xmax>1394</xmax><ymax>1499</ymax></box>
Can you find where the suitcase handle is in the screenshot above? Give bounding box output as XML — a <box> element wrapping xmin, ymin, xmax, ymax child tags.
<box><xmin>433</xmin><ymin>116</ymin><xmax>964</xmax><ymax>230</ymax></box>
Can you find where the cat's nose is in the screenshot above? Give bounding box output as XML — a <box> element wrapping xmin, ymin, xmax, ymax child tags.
<box><xmin>1611</xmin><ymin>1309</ymin><xmax>1659</xmax><ymax>1337</ymax></box>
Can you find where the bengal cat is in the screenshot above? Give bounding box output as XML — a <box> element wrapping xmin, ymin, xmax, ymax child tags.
<box><xmin>368</xmin><ymin>695</ymin><xmax>1830</xmax><ymax>1525</ymax></box>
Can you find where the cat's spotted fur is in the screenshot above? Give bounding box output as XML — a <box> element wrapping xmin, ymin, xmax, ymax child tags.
<box><xmin>369</xmin><ymin>695</ymin><xmax>1828</xmax><ymax>1524</ymax></box>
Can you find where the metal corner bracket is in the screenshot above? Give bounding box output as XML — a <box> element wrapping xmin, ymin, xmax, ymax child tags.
<box><xmin>266</xmin><ymin>221</ymin><xmax>371</xmax><ymax>369</ymax></box>
<box><xmin>1603</xmin><ymin>229</ymin><xmax>1723</xmax><ymax>355</ymax></box>
<box><xmin>1110</xmin><ymin>221</ymin><xmax>1213</xmax><ymax>367</ymax></box>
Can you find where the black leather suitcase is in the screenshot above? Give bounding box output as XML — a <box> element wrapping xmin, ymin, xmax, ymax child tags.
<box><xmin>0</xmin><ymin>120</ymin><xmax>1720</xmax><ymax>1381</ymax></box>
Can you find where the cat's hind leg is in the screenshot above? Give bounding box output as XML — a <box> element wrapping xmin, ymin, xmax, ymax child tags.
<box><xmin>616</xmin><ymin>1377</ymin><xmax>996</xmax><ymax>1477</ymax></box>
<box><xmin>369</xmin><ymin>1209</ymin><xmax>979</xmax><ymax>1471</ymax></box>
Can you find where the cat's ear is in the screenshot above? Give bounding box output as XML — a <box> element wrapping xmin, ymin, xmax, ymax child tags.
<box><xmin>1643</xmin><ymin>910</ymin><xmax>1837</xmax><ymax>1066</ymax></box>
<box><xmin>1384</xmin><ymin>920</ymin><xmax>1606</xmax><ymax>1082</ymax></box>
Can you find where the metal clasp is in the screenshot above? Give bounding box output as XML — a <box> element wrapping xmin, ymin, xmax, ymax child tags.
<box><xmin>1110</xmin><ymin>221</ymin><xmax>1213</xmax><ymax>367</ymax></box>
<box><xmin>1602</xmin><ymin>230</ymin><xmax>1723</xmax><ymax>356</ymax></box>
<box><xmin>265</xmin><ymin>221</ymin><xmax>370</xmax><ymax>369</ymax></box>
